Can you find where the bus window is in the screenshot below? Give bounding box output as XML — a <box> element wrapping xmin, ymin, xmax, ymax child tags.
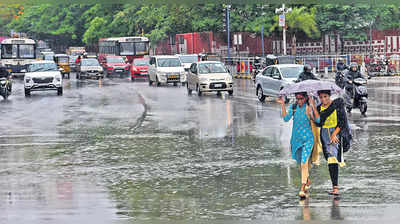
<box><xmin>1</xmin><ymin>45</ymin><xmax>14</xmax><ymax>58</ymax></box>
<box><xmin>19</xmin><ymin>45</ymin><xmax>35</xmax><ymax>58</ymax></box>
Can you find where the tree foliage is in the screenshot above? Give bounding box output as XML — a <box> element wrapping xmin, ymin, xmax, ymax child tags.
<box><xmin>2</xmin><ymin>3</ymin><xmax>400</xmax><ymax>48</ymax></box>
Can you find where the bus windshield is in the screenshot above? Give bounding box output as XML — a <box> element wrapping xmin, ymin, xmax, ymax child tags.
<box><xmin>120</xmin><ymin>43</ymin><xmax>134</xmax><ymax>56</ymax></box>
<box><xmin>135</xmin><ymin>42</ymin><xmax>148</xmax><ymax>55</ymax></box>
<box><xmin>1</xmin><ymin>44</ymin><xmax>35</xmax><ymax>59</ymax></box>
<box><xmin>120</xmin><ymin>42</ymin><xmax>149</xmax><ymax>56</ymax></box>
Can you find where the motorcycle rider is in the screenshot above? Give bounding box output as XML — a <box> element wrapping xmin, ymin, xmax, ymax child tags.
<box><xmin>344</xmin><ymin>62</ymin><xmax>367</xmax><ymax>114</ymax></box>
<box><xmin>336</xmin><ymin>58</ymin><xmax>347</xmax><ymax>72</ymax></box>
<box><xmin>296</xmin><ymin>64</ymin><xmax>319</xmax><ymax>82</ymax></box>
<box><xmin>335</xmin><ymin>59</ymin><xmax>347</xmax><ymax>89</ymax></box>
<box><xmin>0</xmin><ymin>66</ymin><xmax>11</xmax><ymax>93</ymax></box>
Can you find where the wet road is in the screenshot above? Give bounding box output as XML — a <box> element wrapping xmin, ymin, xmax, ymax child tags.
<box><xmin>1</xmin><ymin>74</ymin><xmax>400</xmax><ymax>223</ymax></box>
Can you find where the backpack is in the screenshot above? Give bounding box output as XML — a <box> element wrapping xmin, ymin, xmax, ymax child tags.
<box><xmin>340</xmin><ymin>111</ymin><xmax>353</xmax><ymax>153</ymax></box>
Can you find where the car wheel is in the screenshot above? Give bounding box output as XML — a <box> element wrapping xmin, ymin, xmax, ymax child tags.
<box><xmin>187</xmin><ymin>84</ymin><xmax>192</xmax><ymax>95</ymax></box>
<box><xmin>197</xmin><ymin>85</ymin><xmax>202</xmax><ymax>96</ymax></box>
<box><xmin>156</xmin><ymin>77</ymin><xmax>161</xmax><ymax>87</ymax></box>
<box><xmin>174</xmin><ymin>82</ymin><xmax>178</xmax><ymax>87</ymax></box>
<box><xmin>24</xmin><ymin>88</ymin><xmax>31</xmax><ymax>97</ymax></box>
<box><xmin>67</xmin><ymin>73</ymin><xmax>70</xmax><ymax>79</ymax></box>
<box><xmin>57</xmin><ymin>87</ymin><xmax>63</xmax><ymax>96</ymax></box>
<box><xmin>131</xmin><ymin>77</ymin><xmax>135</xmax><ymax>82</ymax></box>
<box><xmin>228</xmin><ymin>90</ymin><xmax>233</xmax><ymax>96</ymax></box>
<box><xmin>257</xmin><ymin>86</ymin><xmax>266</xmax><ymax>102</ymax></box>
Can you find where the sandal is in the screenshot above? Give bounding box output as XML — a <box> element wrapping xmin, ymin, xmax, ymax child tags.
<box><xmin>304</xmin><ymin>178</ymin><xmax>311</xmax><ymax>192</ymax></box>
<box><xmin>328</xmin><ymin>186</ymin><xmax>340</xmax><ymax>196</ymax></box>
<box><xmin>299</xmin><ymin>184</ymin><xmax>307</xmax><ymax>198</ymax></box>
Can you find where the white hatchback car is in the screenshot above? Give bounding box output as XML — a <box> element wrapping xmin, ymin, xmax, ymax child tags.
<box><xmin>148</xmin><ymin>56</ymin><xmax>185</xmax><ymax>86</ymax></box>
<box><xmin>24</xmin><ymin>61</ymin><xmax>63</xmax><ymax>96</ymax></box>
<box><xmin>187</xmin><ymin>61</ymin><xmax>233</xmax><ymax>96</ymax></box>
<box><xmin>176</xmin><ymin>54</ymin><xmax>198</xmax><ymax>84</ymax></box>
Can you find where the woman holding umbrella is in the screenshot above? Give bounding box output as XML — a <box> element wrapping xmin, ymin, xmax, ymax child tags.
<box><xmin>277</xmin><ymin>92</ymin><xmax>320</xmax><ymax>198</ymax></box>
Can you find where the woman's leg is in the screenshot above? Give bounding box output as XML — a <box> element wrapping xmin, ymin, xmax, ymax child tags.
<box><xmin>328</xmin><ymin>163</ymin><xmax>339</xmax><ymax>194</ymax></box>
<box><xmin>299</xmin><ymin>158</ymin><xmax>310</xmax><ymax>197</ymax></box>
<box><xmin>301</xmin><ymin>159</ymin><xmax>309</xmax><ymax>185</ymax></box>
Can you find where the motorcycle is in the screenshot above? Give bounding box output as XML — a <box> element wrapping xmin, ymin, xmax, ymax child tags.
<box><xmin>345</xmin><ymin>77</ymin><xmax>368</xmax><ymax>116</ymax></box>
<box><xmin>335</xmin><ymin>71</ymin><xmax>346</xmax><ymax>89</ymax></box>
<box><xmin>0</xmin><ymin>77</ymin><xmax>11</xmax><ymax>100</ymax></box>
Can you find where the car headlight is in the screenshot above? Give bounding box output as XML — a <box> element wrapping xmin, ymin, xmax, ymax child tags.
<box><xmin>180</xmin><ymin>71</ymin><xmax>185</xmax><ymax>75</ymax></box>
<box><xmin>225</xmin><ymin>76</ymin><xmax>232</xmax><ymax>82</ymax></box>
<box><xmin>56</xmin><ymin>77</ymin><xmax>61</xmax><ymax>82</ymax></box>
<box><xmin>200</xmin><ymin>77</ymin><xmax>208</xmax><ymax>82</ymax></box>
<box><xmin>159</xmin><ymin>72</ymin><xmax>167</xmax><ymax>77</ymax></box>
<box><xmin>25</xmin><ymin>77</ymin><xmax>31</xmax><ymax>82</ymax></box>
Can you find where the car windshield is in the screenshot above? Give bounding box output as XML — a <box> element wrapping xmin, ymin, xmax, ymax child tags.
<box><xmin>157</xmin><ymin>58</ymin><xmax>182</xmax><ymax>67</ymax></box>
<box><xmin>198</xmin><ymin>63</ymin><xmax>227</xmax><ymax>74</ymax></box>
<box><xmin>134</xmin><ymin>59</ymin><xmax>149</xmax><ymax>66</ymax></box>
<box><xmin>81</xmin><ymin>59</ymin><xmax>100</xmax><ymax>66</ymax></box>
<box><xmin>280</xmin><ymin>66</ymin><xmax>304</xmax><ymax>78</ymax></box>
<box><xmin>107</xmin><ymin>57</ymin><xmax>125</xmax><ymax>63</ymax></box>
<box><xmin>179</xmin><ymin>55</ymin><xmax>198</xmax><ymax>63</ymax></box>
<box><xmin>28</xmin><ymin>63</ymin><xmax>58</xmax><ymax>72</ymax></box>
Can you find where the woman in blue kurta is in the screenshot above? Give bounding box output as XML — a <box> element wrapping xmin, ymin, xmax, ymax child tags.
<box><xmin>277</xmin><ymin>92</ymin><xmax>319</xmax><ymax>197</ymax></box>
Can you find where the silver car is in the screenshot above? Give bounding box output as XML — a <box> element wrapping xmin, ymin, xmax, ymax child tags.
<box><xmin>255</xmin><ymin>64</ymin><xmax>304</xmax><ymax>102</ymax></box>
<box><xmin>77</xmin><ymin>58</ymin><xmax>104</xmax><ymax>80</ymax></box>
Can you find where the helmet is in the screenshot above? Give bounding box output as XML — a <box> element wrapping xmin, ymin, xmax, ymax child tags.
<box><xmin>350</xmin><ymin>62</ymin><xmax>358</xmax><ymax>71</ymax></box>
<box><xmin>304</xmin><ymin>64</ymin><xmax>312</xmax><ymax>73</ymax></box>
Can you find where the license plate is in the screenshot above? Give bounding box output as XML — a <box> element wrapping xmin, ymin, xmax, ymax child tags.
<box><xmin>214</xmin><ymin>84</ymin><xmax>222</xmax><ymax>88</ymax></box>
<box><xmin>115</xmin><ymin>69</ymin><xmax>123</xmax><ymax>72</ymax></box>
<box><xmin>169</xmin><ymin>75</ymin><xmax>178</xmax><ymax>79</ymax></box>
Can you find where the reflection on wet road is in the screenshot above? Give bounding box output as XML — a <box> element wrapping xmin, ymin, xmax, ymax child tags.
<box><xmin>1</xmin><ymin>75</ymin><xmax>400</xmax><ymax>222</ymax></box>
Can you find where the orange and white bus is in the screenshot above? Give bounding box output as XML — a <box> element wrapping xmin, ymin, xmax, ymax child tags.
<box><xmin>98</xmin><ymin>36</ymin><xmax>149</xmax><ymax>64</ymax></box>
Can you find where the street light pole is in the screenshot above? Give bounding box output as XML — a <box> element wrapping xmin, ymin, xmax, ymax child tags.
<box><xmin>226</xmin><ymin>5</ymin><xmax>231</xmax><ymax>60</ymax></box>
<box><xmin>275</xmin><ymin>4</ymin><xmax>292</xmax><ymax>55</ymax></box>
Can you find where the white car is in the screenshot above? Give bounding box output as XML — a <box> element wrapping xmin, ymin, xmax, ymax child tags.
<box><xmin>23</xmin><ymin>61</ymin><xmax>63</xmax><ymax>96</ymax></box>
<box><xmin>148</xmin><ymin>56</ymin><xmax>185</xmax><ymax>86</ymax></box>
<box><xmin>255</xmin><ymin>64</ymin><xmax>304</xmax><ymax>102</ymax></box>
<box><xmin>176</xmin><ymin>54</ymin><xmax>198</xmax><ymax>84</ymax></box>
<box><xmin>187</xmin><ymin>61</ymin><xmax>233</xmax><ymax>96</ymax></box>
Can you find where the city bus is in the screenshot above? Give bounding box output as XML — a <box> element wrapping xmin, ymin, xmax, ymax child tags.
<box><xmin>0</xmin><ymin>38</ymin><xmax>37</xmax><ymax>76</ymax></box>
<box><xmin>98</xmin><ymin>36</ymin><xmax>150</xmax><ymax>64</ymax></box>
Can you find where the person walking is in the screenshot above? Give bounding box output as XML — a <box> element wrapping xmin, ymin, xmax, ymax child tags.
<box><xmin>277</xmin><ymin>92</ymin><xmax>320</xmax><ymax>198</ymax></box>
<box><xmin>313</xmin><ymin>90</ymin><xmax>347</xmax><ymax>196</ymax></box>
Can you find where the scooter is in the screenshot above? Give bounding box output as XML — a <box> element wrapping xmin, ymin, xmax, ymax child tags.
<box><xmin>0</xmin><ymin>77</ymin><xmax>11</xmax><ymax>100</ymax></box>
<box><xmin>345</xmin><ymin>77</ymin><xmax>368</xmax><ymax>116</ymax></box>
<box><xmin>335</xmin><ymin>70</ymin><xmax>346</xmax><ymax>89</ymax></box>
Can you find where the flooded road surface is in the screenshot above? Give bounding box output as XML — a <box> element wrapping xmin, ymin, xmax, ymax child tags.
<box><xmin>1</xmin><ymin>75</ymin><xmax>400</xmax><ymax>223</ymax></box>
